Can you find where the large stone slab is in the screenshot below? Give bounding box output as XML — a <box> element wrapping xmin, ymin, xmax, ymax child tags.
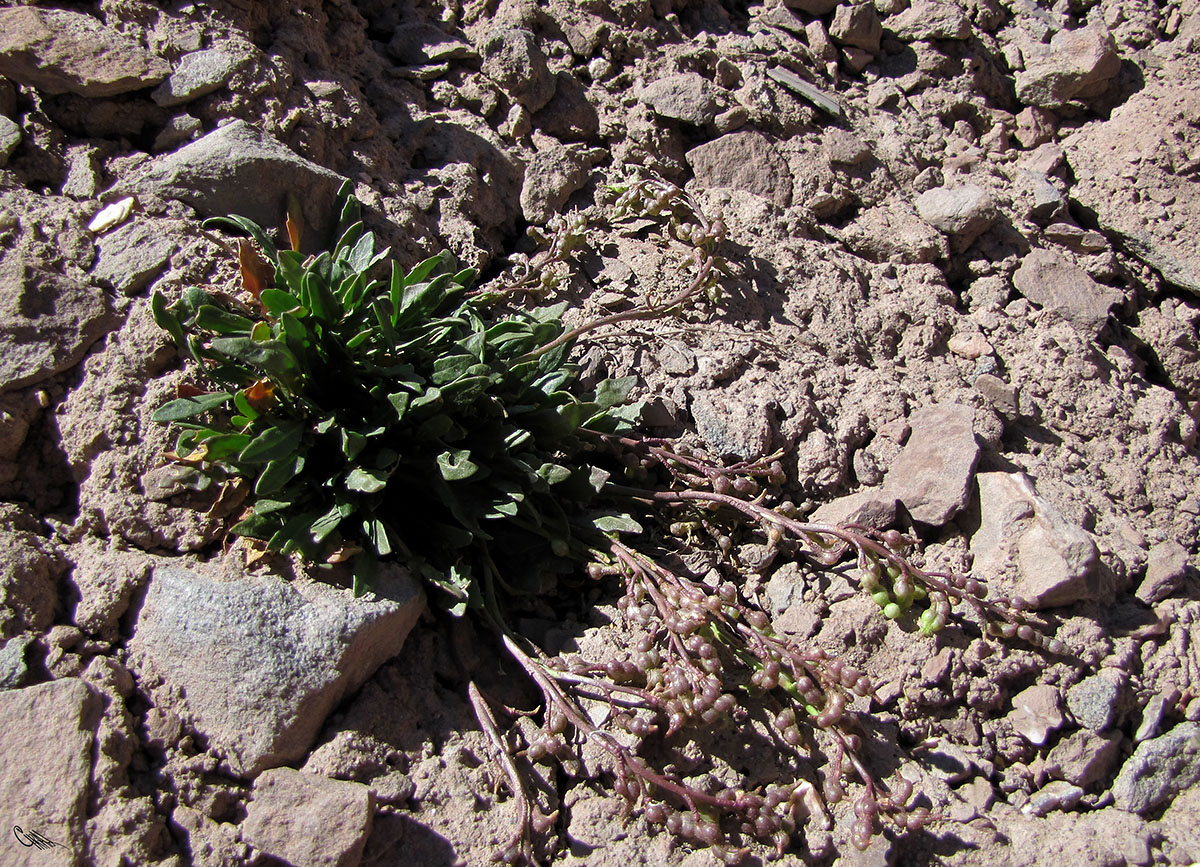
<box><xmin>1011</xmin><ymin>249</ymin><xmax>1122</xmax><ymax>336</ymax></box>
<box><xmin>1064</xmin><ymin>80</ymin><xmax>1200</xmax><ymax>296</ymax></box>
<box><xmin>1113</xmin><ymin>722</ymin><xmax>1200</xmax><ymax>814</ymax></box>
<box><xmin>0</xmin><ymin>7</ymin><xmax>169</xmax><ymax>98</ymax></box>
<box><xmin>120</xmin><ymin>120</ymin><xmax>347</xmax><ymax>252</ymax></box>
<box><xmin>686</xmin><ymin>130</ymin><xmax>793</xmax><ymax>208</ymax></box>
<box><xmin>128</xmin><ymin>564</ymin><xmax>424</xmax><ymax>776</ymax></box>
<box><xmin>0</xmin><ymin>679</ymin><xmax>102</xmax><ymax>867</ymax></box>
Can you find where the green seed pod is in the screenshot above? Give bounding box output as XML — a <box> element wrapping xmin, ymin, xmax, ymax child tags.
<box><xmin>883</xmin><ymin>602</ymin><xmax>902</xmax><ymax>620</ymax></box>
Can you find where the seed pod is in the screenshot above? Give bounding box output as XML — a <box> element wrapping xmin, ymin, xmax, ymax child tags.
<box><xmin>644</xmin><ymin>803</ymin><xmax>668</xmax><ymax>824</ymax></box>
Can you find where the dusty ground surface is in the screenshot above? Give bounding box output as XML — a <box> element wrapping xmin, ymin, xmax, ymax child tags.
<box><xmin>1</xmin><ymin>0</ymin><xmax>1199</xmax><ymax>865</ymax></box>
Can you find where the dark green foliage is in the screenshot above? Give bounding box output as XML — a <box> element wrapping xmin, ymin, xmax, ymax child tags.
<box><xmin>152</xmin><ymin>182</ymin><xmax>641</xmax><ymax>604</ymax></box>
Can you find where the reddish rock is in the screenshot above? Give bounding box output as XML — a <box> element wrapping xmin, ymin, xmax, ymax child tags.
<box><xmin>686</xmin><ymin>130</ymin><xmax>793</xmax><ymax>208</ymax></box>
<box><xmin>883</xmin><ymin>403</ymin><xmax>980</xmax><ymax>526</ymax></box>
<box><xmin>1012</xmin><ymin>249</ymin><xmax>1122</xmax><ymax>336</ymax></box>
<box><xmin>243</xmin><ymin>768</ymin><xmax>373</xmax><ymax>867</ymax></box>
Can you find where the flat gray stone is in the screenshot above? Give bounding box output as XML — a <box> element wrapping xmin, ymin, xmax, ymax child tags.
<box><xmin>1012</xmin><ymin>249</ymin><xmax>1121</xmax><ymax>336</ymax></box>
<box><xmin>519</xmin><ymin>144</ymin><xmax>596</xmax><ymax>223</ymax></box>
<box><xmin>0</xmin><ymin>255</ymin><xmax>116</xmax><ymax>393</ymax></box>
<box><xmin>1045</xmin><ymin>728</ymin><xmax>1122</xmax><ymax>787</ymax></box>
<box><xmin>0</xmin><ymin>679</ymin><xmax>101</xmax><ymax>867</ymax></box>
<box><xmin>686</xmin><ymin>130</ymin><xmax>793</xmax><ymax>208</ymax></box>
<box><xmin>884</xmin><ymin>403</ymin><xmax>979</xmax><ymax>526</ymax></box>
<box><xmin>388</xmin><ymin>23</ymin><xmax>475</xmax><ymax>65</ymax></box>
<box><xmin>0</xmin><ymin>6</ymin><xmax>169</xmax><ymax>97</ymax></box>
<box><xmin>128</xmin><ymin>563</ymin><xmax>424</xmax><ymax>776</ymax></box>
<box><xmin>90</xmin><ymin>219</ymin><xmax>177</xmax><ymax>296</ymax></box>
<box><xmin>243</xmin><ymin>768</ymin><xmax>373</xmax><ymax>867</ymax></box>
<box><xmin>1113</xmin><ymin>722</ymin><xmax>1200</xmax><ymax>814</ymax></box>
<box><xmin>0</xmin><ymin>114</ymin><xmax>19</xmax><ymax>167</ymax></box>
<box><xmin>1067</xmin><ymin>671</ymin><xmax>1125</xmax><ymax>731</ymax></box>
<box><xmin>152</xmin><ymin>49</ymin><xmax>240</xmax><ymax>107</ymax></box>
<box><xmin>1137</xmin><ymin>540</ymin><xmax>1190</xmax><ymax>605</ymax></box>
<box><xmin>691</xmin><ymin>390</ymin><xmax>773</xmax><ymax>461</ymax></box>
<box><xmin>640</xmin><ymin>72</ymin><xmax>724</xmax><ymax>127</ymax></box>
<box><xmin>120</xmin><ymin>120</ymin><xmax>347</xmax><ymax>253</ymax></box>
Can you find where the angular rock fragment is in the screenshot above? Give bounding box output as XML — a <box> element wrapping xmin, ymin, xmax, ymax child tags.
<box><xmin>480</xmin><ymin>29</ymin><xmax>554</xmax><ymax>112</ymax></box>
<box><xmin>0</xmin><ymin>255</ymin><xmax>116</xmax><ymax>393</ymax></box>
<box><xmin>1015</xmin><ymin>24</ymin><xmax>1121</xmax><ymax>109</ymax></box>
<box><xmin>829</xmin><ymin>3</ymin><xmax>882</xmax><ymax>53</ymax></box>
<box><xmin>887</xmin><ymin>1</ymin><xmax>972</xmax><ymax>41</ymax></box>
<box><xmin>883</xmin><ymin>403</ymin><xmax>979</xmax><ymax>526</ymax></box>
<box><xmin>639</xmin><ymin>72</ymin><xmax>723</xmax><ymax>127</ymax></box>
<box><xmin>1136</xmin><ymin>540</ymin><xmax>1190</xmax><ymax>605</ymax></box>
<box><xmin>151</xmin><ymin>49</ymin><xmax>241</xmax><ymax>107</ymax></box>
<box><xmin>1067</xmin><ymin>671</ymin><xmax>1125</xmax><ymax>731</ymax></box>
<box><xmin>90</xmin><ymin>219</ymin><xmax>177</xmax><ymax>296</ymax></box>
<box><xmin>128</xmin><ymin>563</ymin><xmax>424</xmax><ymax>776</ymax></box>
<box><xmin>915</xmin><ymin>185</ymin><xmax>996</xmax><ymax>245</ymax></box>
<box><xmin>242</xmin><ymin>768</ymin><xmax>373</xmax><ymax>867</ymax></box>
<box><xmin>1008</xmin><ymin>684</ymin><xmax>1065</xmax><ymax>746</ymax></box>
<box><xmin>0</xmin><ymin>6</ymin><xmax>169</xmax><ymax>97</ymax></box>
<box><xmin>0</xmin><ymin>679</ymin><xmax>102</xmax><ymax>867</ymax></box>
<box><xmin>1045</xmin><ymin>729</ymin><xmax>1122</xmax><ymax>787</ymax></box>
<box><xmin>685</xmin><ymin>130</ymin><xmax>792</xmax><ymax>208</ymax></box>
<box><xmin>388</xmin><ymin>23</ymin><xmax>475</xmax><ymax>66</ymax></box>
<box><xmin>0</xmin><ymin>115</ymin><xmax>18</xmax><ymax>167</ymax></box>
<box><xmin>519</xmin><ymin>144</ymin><xmax>596</xmax><ymax>223</ymax></box>
<box><xmin>1113</xmin><ymin>723</ymin><xmax>1200</xmax><ymax>814</ymax></box>
<box><xmin>120</xmin><ymin>120</ymin><xmax>346</xmax><ymax>253</ymax></box>
<box><xmin>971</xmin><ymin>472</ymin><xmax>1103</xmax><ymax>609</ymax></box>
<box><xmin>1011</xmin><ymin>249</ymin><xmax>1122</xmax><ymax>336</ymax></box>
<box><xmin>691</xmin><ymin>391</ymin><xmax>773</xmax><ymax>461</ymax></box>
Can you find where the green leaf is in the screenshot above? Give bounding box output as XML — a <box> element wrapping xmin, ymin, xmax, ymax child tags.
<box><xmin>346</xmin><ymin>467</ymin><xmax>387</xmax><ymax>493</ymax></box>
<box><xmin>201</xmin><ymin>432</ymin><xmax>253</xmax><ymax>461</ymax></box>
<box><xmin>195</xmin><ymin>305</ymin><xmax>256</xmax><ymax>335</ymax></box>
<box><xmin>310</xmin><ymin>500</ymin><xmax>355</xmax><ymax>543</ymax></box>
<box><xmin>260</xmin><ymin>288</ymin><xmax>305</xmax><ymax>316</ymax></box>
<box><xmin>210</xmin><ymin>337</ymin><xmax>300</xmax><ymax>382</ymax></box>
<box><xmin>276</xmin><ymin>250</ymin><xmax>306</xmax><ymax>295</ymax></box>
<box><xmin>239</xmin><ymin>421</ymin><xmax>304</xmax><ymax>464</ymax></box>
<box><xmin>591</xmin><ymin>512</ymin><xmax>644</xmax><ymax>535</ymax></box>
<box><xmin>594</xmin><ymin>376</ymin><xmax>637</xmax><ymax>410</ymax></box>
<box><xmin>152</xmin><ymin>391</ymin><xmax>234</xmax><ymax>422</ymax></box>
<box><xmin>437</xmin><ymin>449</ymin><xmax>479</xmax><ymax>481</ymax></box>
<box><xmin>201</xmin><ymin>214</ymin><xmax>278</xmax><ymax>262</ymax></box>
<box><xmin>230</xmin><ymin>512</ymin><xmax>283</xmax><ymax>541</ymax></box>
<box><xmin>152</xmin><ymin>291</ymin><xmax>184</xmax><ymax>345</ymax></box>
<box><xmin>304</xmin><ymin>268</ymin><xmax>340</xmax><ymax>324</ymax></box>
<box><xmin>255</xmin><ymin>454</ymin><xmax>305</xmax><ymax>495</ymax></box>
<box><xmin>363</xmin><ymin>518</ymin><xmax>393</xmax><ymax>557</ymax></box>
<box><xmin>537</xmin><ymin>463</ymin><xmax>573</xmax><ymax>485</ymax></box>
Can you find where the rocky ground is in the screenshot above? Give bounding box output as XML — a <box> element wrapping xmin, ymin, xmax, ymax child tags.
<box><xmin>1</xmin><ymin>0</ymin><xmax>1199</xmax><ymax>865</ymax></box>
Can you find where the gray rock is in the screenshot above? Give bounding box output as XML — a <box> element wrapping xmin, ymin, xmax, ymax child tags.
<box><xmin>1016</xmin><ymin>24</ymin><xmax>1121</xmax><ymax>109</ymax></box>
<box><xmin>830</xmin><ymin>3</ymin><xmax>882</xmax><ymax>52</ymax></box>
<box><xmin>887</xmin><ymin>1</ymin><xmax>972</xmax><ymax>41</ymax></box>
<box><xmin>0</xmin><ymin>679</ymin><xmax>102</xmax><ymax>866</ymax></box>
<box><xmin>915</xmin><ymin>185</ymin><xmax>997</xmax><ymax>243</ymax></box>
<box><xmin>685</xmin><ymin>130</ymin><xmax>793</xmax><ymax>208</ymax></box>
<box><xmin>61</xmin><ymin>145</ymin><xmax>102</xmax><ymax>199</ymax></box>
<box><xmin>0</xmin><ymin>529</ymin><xmax>61</xmax><ymax>638</ymax></box>
<box><xmin>0</xmin><ymin>634</ymin><xmax>35</xmax><ymax>689</ymax></box>
<box><xmin>0</xmin><ymin>114</ymin><xmax>19</xmax><ymax>167</ymax></box>
<box><xmin>152</xmin><ymin>114</ymin><xmax>204</xmax><ymax>153</ymax></box>
<box><xmin>1043</xmin><ymin>222</ymin><xmax>1108</xmax><ymax>254</ymax></box>
<box><xmin>1134</xmin><ymin>692</ymin><xmax>1175</xmax><ymax>744</ymax></box>
<box><xmin>387</xmin><ymin>23</ymin><xmax>475</xmax><ymax>66</ymax></box>
<box><xmin>1011</xmin><ymin>249</ymin><xmax>1121</xmax><ymax>336</ymax></box>
<box><xmin>691</xmin><ymin>391</ymin><xmax>773</xmax><ymax>461</ymax></box>
<box><xmin>971</xmin><ymin>472</ymin><xmax>1103</xmax><ymax>609</ymax></box>
<box><xmin>533</xmin><ymin>72</ymin><xmax>600</xmax><ymax>143</ymax></box>
<box><xmin>917</xmin><ymin>739</ymin><xmax>976</xmax><ymax>784</ymax></box>
<box><xmin>0</xmin><ymin>255</ymin><xmax>116</xmax><ymax>393</ymax></box>
<box><xmin>480</xmin><ymin>29</ymin><xmax>554</xmax><ymax>112</ymax></box>
<box><xmin>121</xmin><ymin>120</ymin><xmax>347</xmax><ymax>253</ymax></box>
<box><xmin>640</xmin><ymin>72</ymin><xmax>724</xmax><ymax>127</ymax></box>
<box><xmin>90</xmin><ymin>219</ymin><xmax>177</xmax><ymax>296</ymax></box>
<box><xmin>1112</xmin><ymin>722</ymin><xmax>1200</xmax><ymax>814</ymax></box>
<box><xmin>883</xmin><ymin>403</ymin><xmax>979</xmax><ymax>526</ymax></box>
<box><xmin>1136</xmin><ymin>539</ymin><xmax>1190</xmax><ymax>605</ymax></box>
<box><xmin>1045</xmin><ymin>728</ymin><xmax>1123</xmax><ymax>787</ymax></box>
<box><xmin>128</xmin><ymin>563</ymin><xmax>424</xmax><ymax>776</ymax></box>
<box><xmin>1067</xmin><ymin>671</ymin><xmax>1125</xmax><ymax>731</ymax></box>
<box><xmin>151</xmin><ymin>49</ymin><xmax>240</xmax><ymax>108</ymax></box>
<box><xmin>519</xmin><ymin>144</ymin><xmax>596</xmax><ymax>224</ymax></box>
<box><xmin>1008</xmin><ymin>684</ymin><xmax>1065</xmax><ymax>746</ymax></box>
<box><xmin>242</xmin><ymin>768</ymin><xmax>373</xmax><ymax>867</ymax></box>
<box><xmin>0</xmin><ymin>6</ymin><xmax>169</xmax><ymax>97</ymax></box>
<box><xmin>973</xmin><ymin>373</ymin><xmax>1018</xmax><ymax>418</ymax></box>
